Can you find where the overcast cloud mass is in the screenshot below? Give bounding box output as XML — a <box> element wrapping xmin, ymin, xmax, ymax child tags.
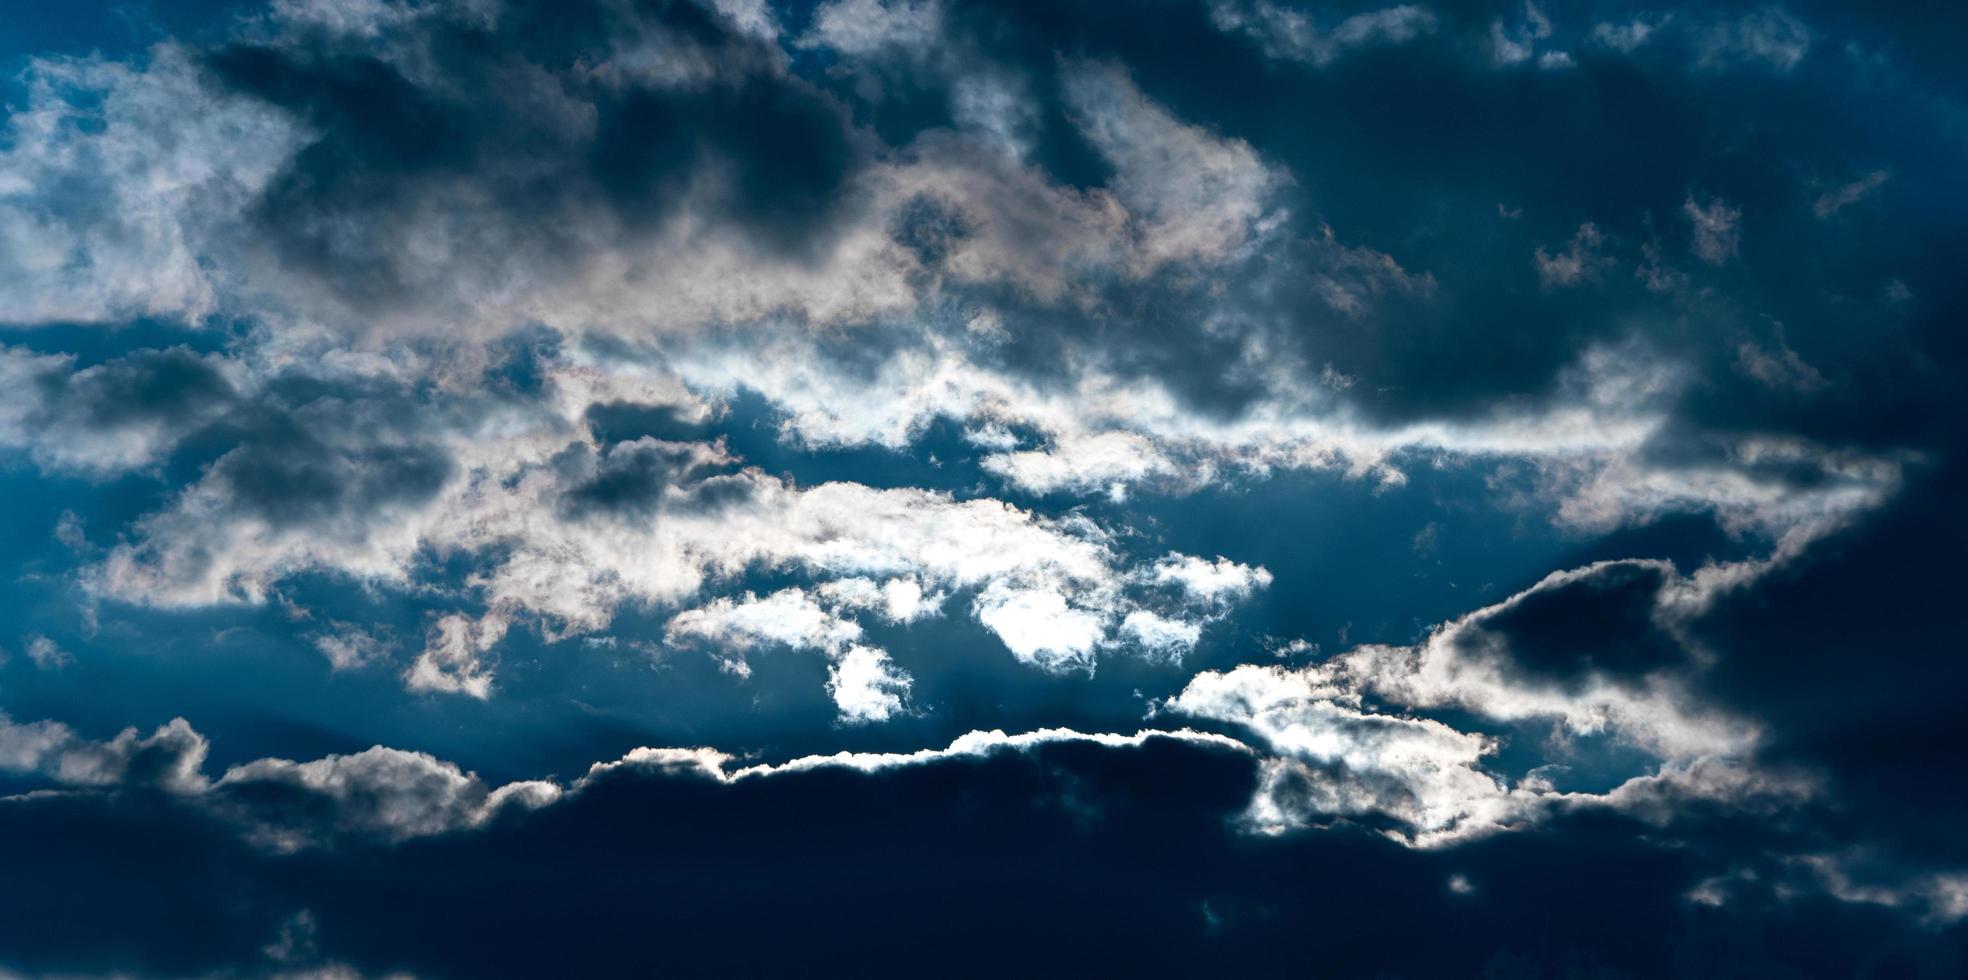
<box><xmin>1</xmin><ymin>0</ymin><xmax>1966</xmax><ymax>975</ymax></box>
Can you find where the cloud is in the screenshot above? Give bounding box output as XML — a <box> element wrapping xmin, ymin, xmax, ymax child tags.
<box><xmin>825</xmin><ymin>645</ymin><xmax>914</xmax><ymax>723</ymax></box>
<box><xmin>664</xmin><ymin>588</ymin><xmax>918</xmax><ymax>719</ymax></box>
<box><xmin>23</xmin><ymin>634</ymin><xmax>74</xmax><ymax>671</ymax></box>
<box><xmin>1533</xmin><ymin>222</ymin><xmax>1614</xmax><ymax>289</ymax></box>
<box><xmin>404</xmin><ymin>612</ymin><xmax>503</xmax><ymax>700</ymax></box>
<box><xmin>310</xmin><ymin>624</ymin><xmax>393</xmax><ymax>672</ymax></box>
<box><xmin>0</xmin><ymin>48</ymin><xmax>301</xmax><ymax>325</ymax></box>
<box><xmin>215</xmin><ymin>746</ymin><xmax>560</xmax><ymax>850</ymax></box>
<box><xmin>1684</xmin><ymin>194</ymin><xmax>1742</xmax><ymax>266</ymax></box>
<box><xmin>0</xmin><ymin>345</ymin><xmax>239</xmax><ymax>476</ymax></box>
<box><xmin>1208</xmin><ymin>2</ymin><xmax>1436</xmax><ymax>67</ymax></box>
<box><xmin>0</xmin><ymin>711</ymin><xmax>209</xmax><ymax>795</ymax></box>
<box><xmin>972</xmin><ymin>580</ymin><xmax>1109</xmax><ymax>673</ymax></box>
<box><xmin>1735</xmin><ymin>332</ymin><xmax>1827</xmax><ymax>393</ymax></box>
<box><xmin>1060</xmin><ymin>61</ymin><xmax>1282</xmax><ymax>273</ymax></box>
<box><xmin>1590</xmin><ymin>13</ymin><xmax>1671</xmax><ymax>53</ymax></box>
<box><xmin>1813</xmin><ymin>169</ymin><xmax>1890</xmax><ymax>219</ymax></box>
<box><xmin>1695</xmin><ymin>6</ymin><xmax>1811</xmax><ymax>72</ymax></box>
<box><xmin>1158</xmin><ymin>547</ymin><xmax>1865</xmax><ymax>846</ymax></box>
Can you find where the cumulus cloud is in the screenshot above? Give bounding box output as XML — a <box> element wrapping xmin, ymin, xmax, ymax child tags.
<box><xmin>1159</xmin><ymin>548</ymin><xmax>1859</xmax><ymax>846</ymax></box>
<box><xmin>216</xmin><ymin>746</ymin><xmax>560</xmax><ymax>850</ymax></box>
<box><xmin>826</xmin><ymin>645</ymin><xmax>914</xmax><ymax>723</ymax></box>
<box><xmin>665</xmin><ymin>588</ymin><xmax>918</xmax><ymax>719</ymax></box>
<box><xmin>0</xmin><ymin>711</ymin><xmax>209</xmax><ymax>795</ymax></box>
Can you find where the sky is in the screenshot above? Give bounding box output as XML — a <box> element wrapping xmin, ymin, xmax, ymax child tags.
<box><xmin>0</xmin><ymin>0</ymin><xmax>1965</xmax><ymax>975</ymax></box>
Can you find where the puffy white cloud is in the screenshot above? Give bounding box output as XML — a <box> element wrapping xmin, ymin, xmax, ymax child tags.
<box><xmin>1147</xmin><ymin>554</ymin><xmax>1273</xmax><ymax>607</ymax></box>
<box><xmin>980</xmin><ymin>430</ymin><xmax>1180</xmax><ymax>497</ymax></box>
<box><xmin>972</xmin><ymin>580</ymin><xmax>1109</xmax><ymax>673</ymax></box>
<box><xmin>1166</xmin><ymin>664</ymin><xmax>1525</xmax><ymax>843</ymax></box>
<box><xmin>665</xmin><ymin>589</ymin><xmax>918</xmax><ymax>721</ymax></box>
<box><xmin>826</xmin><ymin>645</ymin><xmax>914</xmax><ymax>724</ymax></box>
<box><xmin>817</xmin><ymin>576</ymin><xmax>942</xmax><ymax>624</ymax></box>
<box><xmin>667</xmin><ymin>588</ymin><xmax>865</xmax><ymax>656</ymax></box>
<box><xmin>69</xmin><ymin>347</ymin><xmax>1261</xmax><ymax>705</ymax></box>
<box><xmin>1119</xmin><ymin>610</ymin><xmax>1205</xmax><ymax>661</ymax></box>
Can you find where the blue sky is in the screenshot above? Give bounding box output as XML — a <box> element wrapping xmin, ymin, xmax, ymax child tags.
<box><xmin>1</xmin><ymin>0</ymin><xmax>1966</xmax><ymax>975</ymax></box>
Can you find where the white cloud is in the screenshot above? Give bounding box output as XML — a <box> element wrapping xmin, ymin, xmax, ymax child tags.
<box><xmin>312</xmin><ymin>625</ymin><xmax>393</xmax><ymax>672</ymax></box>
<box><xmin>1061</xmin><ymin>61</ymin><xmax>1283</xmax><ymax>273</ymax></box>
<box><xmin>1120</xmin><ymin>609</ymin><xmax>1204</xmax><ymax>661</ymax></box>
<box><xmin>667</xmin><ymin>588</ymin><xmax>865</xmax><ymax>656</ymax></box>
<box><xmin>0</xmin><ymin>48</ymin><xmax>301</xmax><ymax>325</ymax></box>
<box><xmin>1166</xmin><ymin>664</ymin><xmax>1525</xmax><ymax>843</ymax></box>
<box><xmin>1490</xmin><ymin>2</ymin><xmax>1555</xmax><ymax>67</ymax></box>
<box><xmin>23</xmin><ymin>634</ymin><xmax>73</xmax><ymax>671</ymax></box>
<box><xmin>217</xmin><ymin>746</ymin><xmax>560</xmax><ymax>849</ymax></box>
<box><xmin>980</xmin><ymin>430</ymin><xmax>1180</xmax><ymax>497</ymax></box>
<box><xmin>1536</xmin><ymin>223</ymin><xmax>1614</xmax><ymax>289</ymax></box>
<box><xmin>1591</xmin><ymin>13</ymin><xmax>1671</xmax><ymax>52</ymax></box>
<box><xmin>817</xmin><ymin>576</ymin><xmax>943</xmax><ymax>623</ymax></box>
<box><xmin>405</xmin><ymin>613</ymin><xmax>504</xmax><ymax>700</ymax></box>
<box><xmin>1148</xmin><ymin>553</ymin><xmax>1273</xmax><ymax>606</ymax></box>
<box><xmin>0</xmin><ymin>711</ymin><xmax>209</xmax><ymax>795</ymax></box>
<box><xmin>972</xmin><ymin>580</ymin><xmax>1109</xmax><ymax>673</ymax></box>
<box><xmin>826</xmin><ymin>645</ymin><xmax>914</xmax><ymax>723</ymax></box>
<box><xmin>1684</xmin><ymin>194</ymin><xmax>1742</xmax><ymax>266</ymax></box>
<box><xmin>1696</xmin><ymin>6</ymin><xmax>1811</xmax><ymax>72</ymax></box>
<box><xmin>1813</xmin><ymin>170</ymin><xmax>1889</xmax><ymax>219</ymax></box>
<box><xmin>803</xmin><ymin>0</ymin><xmax>942</xmax><ymax>56</ymax></box>
<box><xmin>1209</xmin><ymin>2</ymin><xmax>1436</xmax><ymax>67</ymax></box>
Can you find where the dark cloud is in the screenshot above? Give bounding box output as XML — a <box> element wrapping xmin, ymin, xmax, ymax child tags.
<box><xmin>1691</xmin><ymin>446</ymin><xmax>1968</xmax><ymax>873</ymax></box>
<box><xmin>554</xmin><ymin>436</ymin><xmax>748</xmax><ymax>521</ymax></box>
<box><xmin>1452</xmin><ymin>559</ymin><xmax>1686</xmax><ymax>688</ymax></box>
<box><xmin>2</xmin><ymin>0</ymin><xmax>1966</xmax><ymax>975</ymax></box>
<box><xmin>3</xmin><ymin>735</ymin><xmax>1965</xmax><ymax>978</ymax></box>
<box><xmin>197</xmin><ymin>0</ymin><xmax>870</xmax><ymax>317</ymax></box>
